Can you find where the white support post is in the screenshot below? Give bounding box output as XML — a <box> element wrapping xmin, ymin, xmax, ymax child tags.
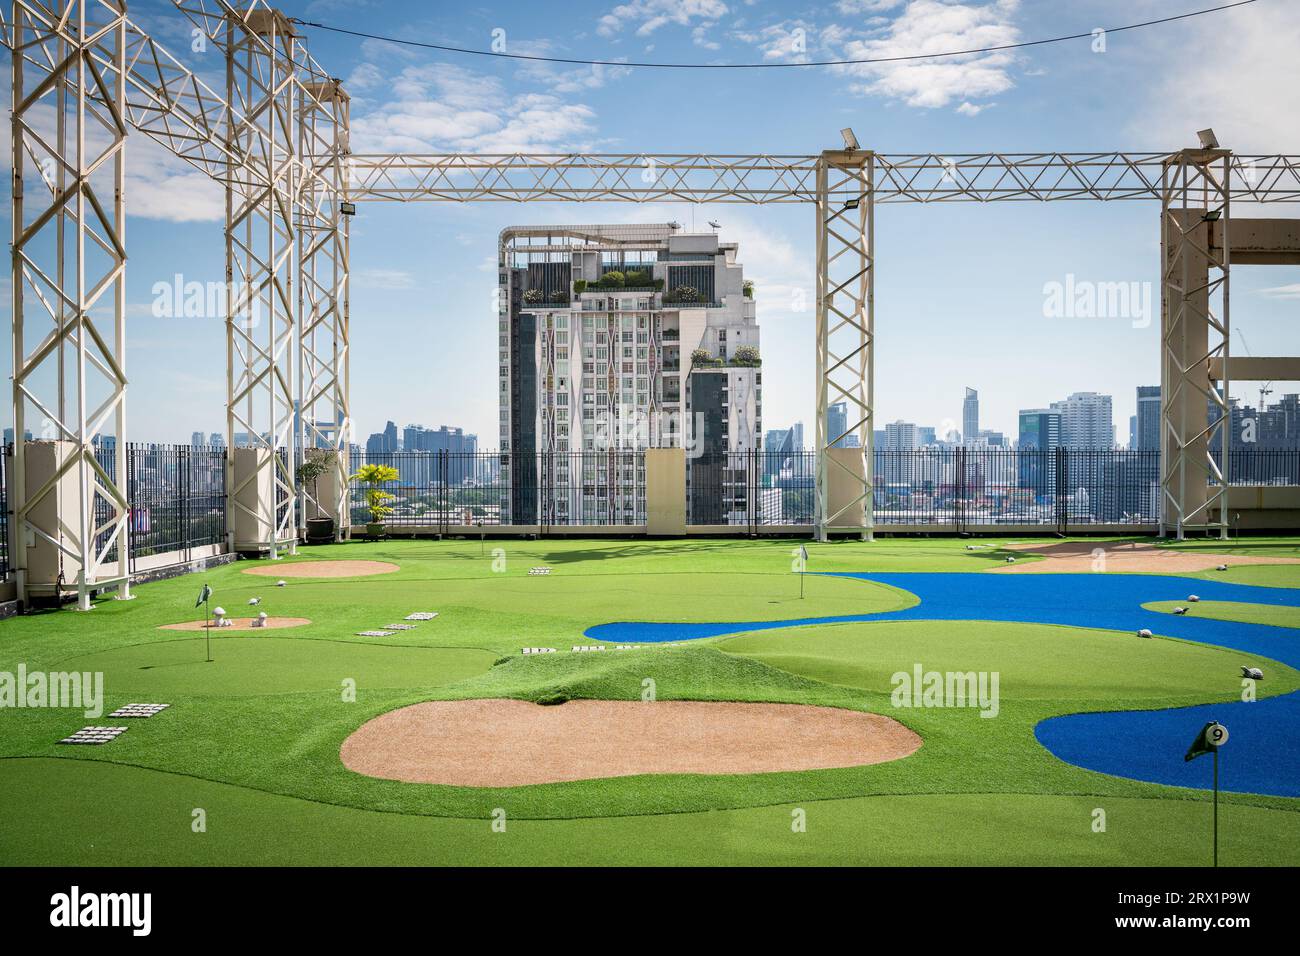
<box><xmin>1160</xmin><ymin>147</ymin><xmax>1231</xmax><ymax>540</ymax></box>
<box><xmin>223</xmin><ymin>6</ymin><xmax>297</xmax><ymax>556</ymax></box>
<box><xmin>814</xmin><ymin>148</ymin><xmax>874</xmax><ymax>542</ymax></box>
<box><xmin>9</xmin><ymin>0</ymin><xmax>131</xmax><ymax>608</ymax></box>
<box><xmin>296</xmin><ymin>75</ymin><xmax>351</xmax><ymax>540</ymax></box>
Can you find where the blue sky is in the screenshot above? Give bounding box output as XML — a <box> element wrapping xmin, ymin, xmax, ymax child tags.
<box><xmin>5</xmin><ymin>0</ymin><xmax>1298</xmax><ymax>446</ymax></box>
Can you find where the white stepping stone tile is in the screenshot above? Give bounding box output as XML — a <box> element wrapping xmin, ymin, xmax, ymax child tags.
<box><xmin>356</xmin><ymin>630</ymin><xmax>396</xmax><ymax>637</ymax></box>
<box><xmin>405</xmin><ymin>612</ymin><xmax>438</xmax><ymax>621</ymax></box>
<box><xmin>522</xmin><ymin>647</ymin><xmax>557</xmax><ymax>655</ymax></box>
<box><xmin>109</xmin><ymin>703</ymin><xmax>170</xmax><ymax>718</ymax></box>
<box><xmin>59</xmin><ymin>726</ymin><xmax>128</xmax><ymax>745</ymax></box>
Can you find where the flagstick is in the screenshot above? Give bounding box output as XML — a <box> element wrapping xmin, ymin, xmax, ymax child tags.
<box><xmin>205</xmin><ymin>596</ymin><xmax>212</xmax><ymax>663</ymax></box>
<box><xmin>1213</xmin><ymin>747</ymin><xmax>1219</xmax><ymax>867</ymax></box>
<box><xmin>800</xmin><ymin>570</ymin><xmax>805</xmax><ymax>600</ymax></box>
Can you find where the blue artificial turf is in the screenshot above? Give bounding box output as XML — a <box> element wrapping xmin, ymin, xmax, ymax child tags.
<box><xmin>587</xmin><ymin>571</ymin><xmax>1300</xmax><ymax>797</ymax></box>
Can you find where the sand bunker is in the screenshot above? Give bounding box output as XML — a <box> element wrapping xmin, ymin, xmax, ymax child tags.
<box><xmin>991</xmin><ymin>540</ymin><xmax>1300</xmax><ymax>575</ymax></box>
<box><xmin>341</xmin><ymin>698</ymin><xmax>921</xmax><ymax>787</ymax></box>
<box><xmin>159</xmin><ymin>617</ymin><xmax>312</xmax><ymax>631</ymax></box>
<box><xmin>243</xmin><ymin>560</ymin><xmax>398</xmax><ymax>579</ymax></box>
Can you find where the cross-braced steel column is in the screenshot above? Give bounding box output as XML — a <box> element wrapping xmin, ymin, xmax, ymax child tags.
<box><xmin>223</xmin><ymin>6</ymin><xmax>297</xmax><ymax>556</ymax></box>
<box><xmin>1159</xmin><ymin>147</ymin><xmax>1231</xmax><ymax>540</ymax></box>
<box><xmin>296</xmin><ymin>77</ymin><xmax>350</xmax><ymax>539</ymax></box>
<box><xmin>10</xmin><ymin>0</ymin><xmax>131</xmax><ymax>609</ymax></box>
<box><xmin>814</xmin><ymin>149</ymin><xmax>874</xmax><ymax>541</ymax></box>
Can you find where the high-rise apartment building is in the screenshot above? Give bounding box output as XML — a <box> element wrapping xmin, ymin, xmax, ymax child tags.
<box><xmin>364</xmin><ymin>421</ymin><xmax>399</xmax><ymax>455</ymax></box>
<box><xmin>1018</xmin><ymin>408</ymin><xmax>1062</xmax><ymax>493</ymax></box>
<box><xmin>962</xmin><ymin>387</ymin><xmax>979</xmax><ymax>444</ymax></box>
<box><xmin>1135</xmin><ymin>385</ymin><xmax>1160</xmax><ymax>451</ymax></box>
<box><xmin>1051</xmin><ymin>392</ymin><xmax>1114</xmax><ymax>449</ymax></box>
<box><xmin>499</xmin><ymin>224</ymin><xmax>760</xmax><ymax>524</ymax></box>
<box><xmin>827</xmin><ymin>401</ymin><xmax>848</xmax><ymax>449</ymax></box>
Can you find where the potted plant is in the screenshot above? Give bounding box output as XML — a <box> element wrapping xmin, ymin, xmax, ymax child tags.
<box><xmin>351</xmin><ymin>463</ymin><xmax>399</xmax><ymax>538</ymax></box>
<box><xmin>296</xmin><ymin>451</ymin><xmax>338</xmax><ymax>543</ymax></box>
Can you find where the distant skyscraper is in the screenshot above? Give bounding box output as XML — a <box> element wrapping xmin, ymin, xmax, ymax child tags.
<box><xmin>1051</xmin><ymin>392</ymin><xmax>1114</xmax><ymax>449</ymax></box>
<box><xmin>1128</xmin><ymin>415</ymin><xmax>1137</xmax><ymax>449</ymax></box>
<box><xmin>1018</xmin><ymin>408</ymin><xmax>1062</xmax><ymax>492</ymax></box>
<box><xmin>365</xmin><ymin>421</ymin><xmax>399</xmax><ymax>455</ymax></box>
<box><xmin>880</xmin><ymin>420</ymin><xmax>921</xmax><ymax>485</ymax></box>
<box><xmin>1135</xmin><ymin>385</ymin><xmax>1160</xmax><ymax>451</ymax></box>
<box><xmin>209</xmin><ymin>432</ymin><xmax>225</xmax><ymax>447</ymax></box>
<box><xmin>191</xmin><ymin>431</ymin><xmax>205</xmax><ymax>447</ymax></box>
<box><xmin>790</xmin><ymin>421</ymin><xmax>804</xmax><ymax>451</ymax></box>
<box><xmin>962</xmin><ymin>387</ymin><xmax>979</xmax><ymax>444</ymax></box>
<box><xmin>828</xmin><ymin>402</ymin><xmax>848</xmax><ymax>448</ymax></box>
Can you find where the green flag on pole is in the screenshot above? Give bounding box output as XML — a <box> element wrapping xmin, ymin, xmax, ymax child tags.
<box><xmin>195</xmin><ymin>584</ymin><xmax>212</xmax><ymax>608</ymax></box>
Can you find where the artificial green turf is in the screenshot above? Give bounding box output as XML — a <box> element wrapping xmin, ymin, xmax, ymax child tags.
<box><xmin>1182</xmin><ymin>565</ymin><xmax>1300</xmax><ymax>589</ymax></box>
<box><xmin>715</xmin><ymin>620</ymin><xmax>1296</xmax><ymax>701</ymax></box>
<box><xmin>2</xmin><ymin>536</ymin><xmax>1299</xmax><ymax>866</ymax></box>
<box><xmin>2</xmin><ymin>759</ymin><xmax>1296</xmax><ymax>866</ymax></box>
<box><xmin>1141</xmin><ymin>600</ymin><xmax>1300</xmax><ymax>629</ymax></box>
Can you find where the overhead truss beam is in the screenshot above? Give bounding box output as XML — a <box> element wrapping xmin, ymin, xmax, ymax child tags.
<box><xmin>345</xmin><ymin>152</ymin><xmax>1300</xmax><ymax>204</ymax></box>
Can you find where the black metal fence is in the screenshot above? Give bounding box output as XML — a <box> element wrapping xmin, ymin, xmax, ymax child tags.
<box><xmin>349</xmin><ymin>450</ymin><xmax>646</xmax><ymax>529</ymax></box>
<box><xmin>1</xmin><ymin>445</ymin><xmax>1297</xmax><ymax>568</ymax></box>
<box><xmin>2</xmin><ymin>443</ymin><xmax>226</xmax><ymax>577</ymax></box>
<box><xmin>0</xmin><ymin>450</ymin><xmax>8</xmax><ymax>578</ymax></box>
<box><xmin>336</xmin><ymin>446</ymin><xmax>1296</xmax><ymax>531</ymax></box>
<box><xmin>688</xmin><ymin>449</ymin><xmax>815</xmax><ymax>527</ymax></box>
<box><xmin>123</xmin><ymin>444</ymin><xmax>227</xmax><ymax>560</ymax></box>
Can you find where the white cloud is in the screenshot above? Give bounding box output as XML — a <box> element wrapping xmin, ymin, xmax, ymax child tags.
<box><xmin>598</xmin><ymin>0</ymin><xmax>730</xmax><ymax>38</ymax></box>
<box><xmin>349</xmin><ymin>62</ymin><xmax>601</xmax><ymax>153</ymax></box>
<box><xmin>692</xmin><ymin>25</ymin><xmax>721</xmax><ymax>50</ymax></box>
<box><xmin>0</xmin><ymin>81</ymin><xmax>223</xmax><ymax>223</ymax></box>
<box><xmin>733</xmin><ymin>0</ymin><xmax>1020</xmax><ymax>112</ymax></box>
<box><xmin>1130</xmin><ymin>0</ymin><xmax>1300</xmax><ymax>152</ymax></box>
<box><xmin>835</xmin><ymin>0</ymin><xmax>905</xmax><ymax>12</ymax></box>
<box><xmin>1260</xmin><ymin>284</ymin><xmax>1300</xmax><ymax>300</ymax></box>
<box><xmin>355</xmin><ymin>268</ymin><xmax>418</xmax><ymax>290</ymax></box>
<box><xmin>835</xmin><ymin>0</ymin><xmax>1020</xmax><ymax>109</ymax></box>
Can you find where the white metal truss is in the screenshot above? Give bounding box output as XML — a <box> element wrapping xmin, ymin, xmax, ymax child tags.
<box><xmin>1160</xmin><ymin>148</ymin><xmax>1231</xmax><ymax>540</ymax></box>
<box><xmin>220</xmin><ymin>5</ymin><xmax>298</xmax><ymax>555</ymax></box>
<box><xmin>296</xmin><ymin>76</ymin><xmax>350</xmax><ymax>538</ymax></box>
<box><xmin>814</xmin><ymin>149</ymin><xmax>873</xmax><ymax>541</ymax></box>
<box><xmin>345</xmin><ymin>152</ymin><xmax>1300</xmax><ymax>204</ymax></box>
<box><xmin>8</xmin><ymin>0</ymin><xmax>130</xmax><ymax>609</ymax></box>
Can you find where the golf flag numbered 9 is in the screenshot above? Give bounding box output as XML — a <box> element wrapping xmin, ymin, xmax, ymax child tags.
<box><xmin>1184</xmin><ymin>720</ymin><xmax>1228</xmax><ymax>866</ymax></box>
<box><xmin>1185</xmin><ymin>720</ymin><xmax>1228</xmax><ymax>761</ymax></box>
<box><xmin>196</xmin><ymin>584</ymin><xmax>212</xmax><ymax>608</ymax></box>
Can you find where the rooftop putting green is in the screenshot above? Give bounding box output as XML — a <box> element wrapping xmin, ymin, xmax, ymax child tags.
<box><xmin>1</xmin><ymin>536</ymin><xmax>1298</xmax><ymax>865</ymax></box>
